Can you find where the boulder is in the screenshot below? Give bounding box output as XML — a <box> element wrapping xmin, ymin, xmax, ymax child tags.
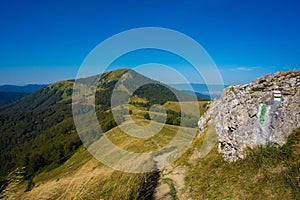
<box><xmin>198</xmin><ymin>70</ymin><xmax>300</xmax><ymax>161</ymax></box>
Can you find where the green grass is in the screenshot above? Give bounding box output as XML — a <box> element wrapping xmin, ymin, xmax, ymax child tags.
<box><xmin>162</xmin><ymin>178</ymin><xmax>178</xmax><ymax>200</ymax></box>
<box><xmin>106</xmin><ymin>115</ymin><xmax>195</xmax><ymax>153</ymax></box>
<box><xmin>105</xmin><ymin>102</ymin><xmax>200</xmax><ymax>153</ymax></box>
<box><xmin>184</xmin><ymin>127</ymin><xmax>300</xmax><ymax>199</ymax></box>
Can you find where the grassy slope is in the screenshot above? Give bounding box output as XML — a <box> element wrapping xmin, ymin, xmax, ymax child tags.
<box><xmin>180</xmin><ymin>127</ymin><xmax>300</xmax><ymax>199</ymax></box>
<box><xmin>4</xmin><ymin>97</ymin><xmax>297</xmax><ymax>199</ymax></box>
<box><xmin>163</xmin><ymin>101</ymin><xmax>208</xmax><ymax>117</ymax></box>
<box><xmin>30</xmin><ymin>147</ymin><xmax>151</xmax><ymax>200</ymax></box>
<box><xmin>6</xmin><ymin>69</ymin><xmax>298</xmax><ymax>199</ymax></box>
<box><xmin>106</xmin><ymin>102</ymin><xmax>200</xmax><ymax>153</ymax></box>
<box><xmin>1</xmin><ymin>101</ymin><xmax>201</xmax><ymax>199</ymax></box>
<box><xmin>4</xmin><ymin>146</ymin><xmax>151</xmax><ymax>200</ymax></box>
<box><xmin>0</xmin><ymin>68</ymin><xmax>191</xmax><ymax>179</ymax></box>
<box><xmin>0</xmin><ymin>68</ymin><xmax>203</xmax><ymax>199</ymax></box>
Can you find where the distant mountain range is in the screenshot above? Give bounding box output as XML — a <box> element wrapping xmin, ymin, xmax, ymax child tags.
<box><xmin>0</xmin><ymin>92</ymin><xmax>28</xmax><ymax>106</ymax></box>
<box><xmin>0</xmin><ymin>84</ymin><xmax>48</xmax><ymax>106</ymax></box>
<box><xmin>179</xmin><ymin>90</ymin><xmax>211</xmax><ymax>100</ymax></box>
<box><xmin>170</xmin><ymin>83</ymin><xmax>228</xmax><ymax>99</ymax></box>
<box><xmin>0</xmin><ymin>84</ymin><xmax>48</xmax><ymax>93</ymax></box>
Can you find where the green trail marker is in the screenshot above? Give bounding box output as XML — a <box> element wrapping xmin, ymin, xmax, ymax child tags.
<box><xmin>259</xmin><ymin>104</ymin><xmax>267</xmax><ymax>125</ymax></box>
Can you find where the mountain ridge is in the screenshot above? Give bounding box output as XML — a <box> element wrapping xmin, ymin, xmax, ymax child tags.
<box><xmin>0</xmin><ymin>84</ymin><xmax>48</xmax><ymax>93</ymax></box>
<box><xmin>0</xmin><ymin>84</ymin><xmax>48</xmax><ymax>107</ymax></box>
<box><xmin>0</xmin><ymin>68</ymin><xmax>195</xmax><ymax>184</ymax></box>
<box><xmin>0</xmin><ymin>68</ymin><xmax>203</xmax><ymax>199</ymax></box>
<box><xmin>0</xmin><ymin>92</ymin><xmax>28</xmax><ymax>106</ymax></box>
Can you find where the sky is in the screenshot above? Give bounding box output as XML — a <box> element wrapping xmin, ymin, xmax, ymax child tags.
<box><xmin>0</xmin><ymin>0</ymin><xmax>299</xmax><ymax>85</ymax></box>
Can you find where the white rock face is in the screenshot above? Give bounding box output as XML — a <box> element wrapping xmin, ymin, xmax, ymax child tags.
<box><xmin>198</xmin><ymin>71</ymin><xmax>300</xmax><ymax>162</ymax></box>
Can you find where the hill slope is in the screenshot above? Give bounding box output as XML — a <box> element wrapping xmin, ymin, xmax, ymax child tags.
<box><xmin>0</xmin><ymin>84</ymin><xmax>47</xmax><ymax>93</ymax></box>
<box><xmin>0</xmin><ymin>92</ymin><xmax>28</xmax><ymax>106</ymax></box>
<box><xmin>183</xmin><ymin>127</ymin><xmax>300</xmax><ymax>199</ymax></box>
<box><xmin>0</xmin><ymin>68</ymin><xmax>198</xmax><ymax>198</ymax></box>
<box><xmin>0</xmin><ymin>84</ymin><xmax>47</xmax><ymax>106</ymax></box>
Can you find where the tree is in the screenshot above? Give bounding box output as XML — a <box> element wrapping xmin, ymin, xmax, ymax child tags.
<box><xmin>144</xmin><ymin>113</ymin><xmax>150</xmax><ymax>120</ymax></box>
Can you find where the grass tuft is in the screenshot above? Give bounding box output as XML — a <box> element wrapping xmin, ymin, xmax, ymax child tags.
<box><xmin>184</xmin><ymin>127</ymin><xmax>300</xmax><ymax>199</ymax></box>
<box><xmin>162</xmin><ymin>178</ymin><xmax>178</xmax><ymax>200</ymax></box>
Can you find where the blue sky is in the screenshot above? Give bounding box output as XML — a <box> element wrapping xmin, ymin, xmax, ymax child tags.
<box><xmin>0</xmin><ymin>0</ymin><xmax>299</xmax><ymax>85</ymax></box>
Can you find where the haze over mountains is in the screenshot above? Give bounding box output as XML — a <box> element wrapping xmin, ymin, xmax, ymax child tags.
<box><xmin>0</xmin><ymin>84</ymin><xmax>48</xmax><ymax>93</ymax></box>
<box><xmin>0</xmin><ymin>84</ymin><xmax>48</xmax><ymax>106</ymax></box>
<box><xmin>170</xmin><ymin>83</ymin><xmax>227</xmax><ymax>99</ymax></box>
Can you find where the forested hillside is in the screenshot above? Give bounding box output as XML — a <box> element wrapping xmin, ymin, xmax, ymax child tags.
<box><xmin>0</xmin><ymin>68</ymin><xmax>197</xmax><ymax>193</ymax></box>
<box><xmin>0</xmin><ymin>92</ymin><xmax>28</xmax><ymax>106</ymax></box>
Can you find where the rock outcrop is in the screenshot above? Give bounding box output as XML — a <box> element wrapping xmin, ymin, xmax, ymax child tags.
<box><xmin>198</xmin><ymin>71</ymin><xmax>300</xmax><ymax>162</ymax></box>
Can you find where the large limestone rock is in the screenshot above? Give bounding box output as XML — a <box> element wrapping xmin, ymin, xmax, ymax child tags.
<box><xmin>198</xmin><ymin>71</ymin><xmax>300</xmax><ymax>162</ymax></box>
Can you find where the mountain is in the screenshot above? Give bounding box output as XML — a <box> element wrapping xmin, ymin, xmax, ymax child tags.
<box><xmin>180</xmin><ymin>90</ymin><xmax>211</xmax><ymax>100</ymax></box>
<box><xmin>170</xmin><ymin>83</ymin><xmax>227</xmax><ymax>99</ymax></box>
<box><xmin>1</xmin><ymin>69</ymin><xmax>299</xmax><ymax>199</ymax></box>
<box><xmin>0</xmin><ymin>84</ymin><xmax>48</xmax><ymax>93</ymax></box>
<box><xmin>0</xmin><ymin>84</ymin><xmax>48</xmax><ymax>106</ymax></box>
<box><xmin>0</xmin><ymin>92</ymin><xmax>28</xmax><ymax>106</ymax></box>
<box><xmin>0</xmin><ymin>68</ymin><xmax>198</xmax><ymax>199</ymax></box>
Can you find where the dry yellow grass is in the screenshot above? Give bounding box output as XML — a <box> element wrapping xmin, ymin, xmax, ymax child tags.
<box><xmin>129</xmin><ymin>95</ymin><xmax>148</xmax><ymax>103</ymax></box>
<box><xmin>163</xmin><ymin>101</ymin><xmax>208</xmax><ymax>116</ymax></box>
<box><xmin>105</xmin><ymin>120</ymin><xmax>196</xmax><ymax>153</ymax></box>
<box><xmin>2</xmin><ymin>102</ymin><xmax>197</xmax><ymax>199</ymax></box>
<box><xmin>2</xmin><ymin>146</ymin><xmax>151</xmax><ymax>200</ymax></box>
